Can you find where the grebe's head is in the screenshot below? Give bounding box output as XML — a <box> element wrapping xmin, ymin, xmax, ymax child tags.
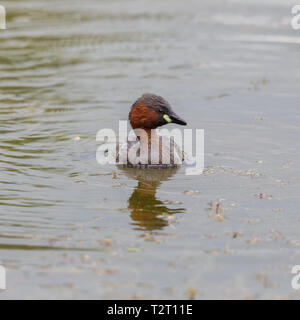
<box><xmin>129</xmin><ymin>93</ymin><xmax>187</xmax><ymax>129</ymax></box>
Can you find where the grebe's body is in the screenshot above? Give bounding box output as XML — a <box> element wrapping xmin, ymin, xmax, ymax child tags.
<box><xmin>117</xmin><ymin>93</ymin><xmax>187</xmax><ymax>169</ymax></box>
<box><xmin>118</xmin><ymin>134</ymin><xmax>183</xmax><ymax>169</ymax></box>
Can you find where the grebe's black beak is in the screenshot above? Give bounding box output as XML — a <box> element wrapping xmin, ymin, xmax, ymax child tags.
<box><xmin>169</xmin><ymin>111</ymin><xmax>187</xmax><ymax>126</ymax></box>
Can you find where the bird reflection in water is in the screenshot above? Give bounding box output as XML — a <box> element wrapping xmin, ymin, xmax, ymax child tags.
<box><xmin>118</xmin><ymin>167</ymin><xmax>185</xmax><ymax>231</ymax></box>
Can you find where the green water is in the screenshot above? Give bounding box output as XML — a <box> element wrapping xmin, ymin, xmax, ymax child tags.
<box><xmin>0</xmin><ymin>0</ymin><xmax>300</xmax><ymax>299</ymax></box>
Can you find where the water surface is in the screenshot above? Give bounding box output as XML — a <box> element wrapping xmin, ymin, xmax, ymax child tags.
<box><xmin>0</xmin><ymin>0</ymin><xmax>300</xmax><ymax>299</ymax></box>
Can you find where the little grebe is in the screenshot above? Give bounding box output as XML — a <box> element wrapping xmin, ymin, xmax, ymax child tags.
<box><xmin>117</xmin><ymin>93</ymin><xmax>187</xmax><ymax>169</ymax></box>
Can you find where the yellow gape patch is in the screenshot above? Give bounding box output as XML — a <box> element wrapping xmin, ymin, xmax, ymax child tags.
<box><xmin>163</xmin><ymin>114</ymin><xmax>171</xmax><ymax>123</ymax></box>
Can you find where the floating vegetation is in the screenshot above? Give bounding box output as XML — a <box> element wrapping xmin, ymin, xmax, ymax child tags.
<box><xmin>127</xmin><ymin>247</ymin><xmax>141</xmax><ymax>253</ymax></box>
<box><xmin>187</xmin><ymin>288</ymin><xmax>197</xmax><ymax>300</ymax></box>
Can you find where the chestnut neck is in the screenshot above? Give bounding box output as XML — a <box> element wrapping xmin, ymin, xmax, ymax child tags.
<box><xmin>133</xmin><ymin>128</ymin><xmax>159</xmax><ymax>148</ymax></box>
